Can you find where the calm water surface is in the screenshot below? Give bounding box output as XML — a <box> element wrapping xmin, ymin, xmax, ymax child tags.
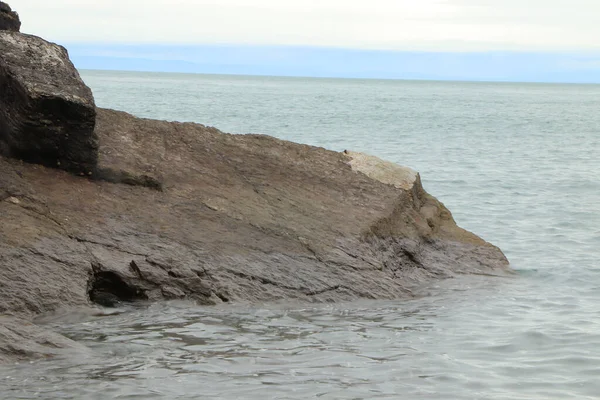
<box><xmin>2</xmin><ymin>71</ymin><xmax>599</xmax><ymax>399</ymax></box>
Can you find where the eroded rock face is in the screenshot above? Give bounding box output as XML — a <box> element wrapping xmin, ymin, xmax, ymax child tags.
<box><xmin>0</xmin><ymin>108</ymin><xmax>511</xmax><ymax>361</ymax></box>
<box><xmin>0</xmin><ymin>108</ymin><xmax>510</xmax><ymax>317</ymax></box>
<box><xmin>0</xmin><ymin>2</ymin><xmax>20</xmax><ymax>32</ymax></box>
<box><xmin>0</xmin><ymin>31</ymin><xmax>97</xmax><ymax>174</ymax></box>
<box><xmin>0</xmin><ymin>20</ymin><xmax>510</xmax><ymax>362</ymax></box>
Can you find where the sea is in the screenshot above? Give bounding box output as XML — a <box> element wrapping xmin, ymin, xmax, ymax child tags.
<box><xmin>1</xmin><ymin>71</ymin><xmax>600</xmax><ymax>399</ymax></box>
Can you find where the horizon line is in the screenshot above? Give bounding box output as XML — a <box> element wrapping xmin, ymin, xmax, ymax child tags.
<box><xmin>67</xmin><ymin>44</ymin><xmax>600</xmax><ymax>85</ymax></box>
<box><xmin>78</xmin><ymin>67</ymin><xmax>600</xmax><ymax>86</ymax></box>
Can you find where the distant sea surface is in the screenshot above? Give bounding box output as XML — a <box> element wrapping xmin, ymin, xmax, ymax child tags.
<box><xmin>2</xmin><ymin>71</ymin><xmax>600</xmax><ymax>399</ymax></box>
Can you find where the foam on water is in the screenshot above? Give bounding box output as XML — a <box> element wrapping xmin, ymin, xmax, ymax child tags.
<box><xmin>2</xmin><ymin>72</ymin><xmax>599</xmax><ymax>399</ymax></box>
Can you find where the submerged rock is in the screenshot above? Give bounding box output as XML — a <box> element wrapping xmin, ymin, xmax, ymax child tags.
<box><xmin>0</xmin><ymin>2</ymin><xmax>20</xmax><ymax>32</ymax></box>
<box><xmin>0</xmin><ymin>316</ymin><xmax>88</xmax><ymax>364</ymax></box>
<box><xmin>0</xmin><ymin>31</ymin><xmax>97</xmax><ymax>174</ymax></box>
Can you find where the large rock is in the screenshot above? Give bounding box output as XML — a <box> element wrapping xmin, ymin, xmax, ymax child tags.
<box><xmin>0</xmin><ymin>18</ymin><xmax>510</xmax><ymax>362</ymax></box>
<box><xmin>0</xmin><ymin>109</ymin><xmax>511</xmax><ymax>361</ymax></box>
<box><xmin>0</xmin><ymin>2</ymin><xmax>20</xmax><ymax>32</ymax></box>
<box><xmin>0</xmin><ymin>107</ymin><xmax>510</xmax><ymax>316</ymax></box>
<box><xmin>0</xmin><ymin>31</ymin><xmax>97</xmax><ymax>174</ymax></box>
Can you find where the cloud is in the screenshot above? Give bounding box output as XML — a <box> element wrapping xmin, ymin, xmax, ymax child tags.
<box><xmin>14</xmin><ymin>0</ymin><xmax>600</xmax><ymax>51</ymax></box>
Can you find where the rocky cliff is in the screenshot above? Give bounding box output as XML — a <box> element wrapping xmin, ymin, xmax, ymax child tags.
<box><xmin>0</xmin><ymin>8</ymin><xmax>510</xmax><ymax>363</ymax></box>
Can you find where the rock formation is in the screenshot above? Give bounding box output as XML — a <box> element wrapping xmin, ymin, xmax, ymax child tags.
<box><xmin>0</xmin><ymin>2</ymin><xmax>20</xmax><ymax>32</ymax></box>
<box><xmin>0</xmin><ymin>31</ymin><xmax>97</xmax><ymax>174</ymax></box>
<box><xmin>0</xmin><ymin>5</ymin><xmax>511</xmax><ymax>363</ymax></box>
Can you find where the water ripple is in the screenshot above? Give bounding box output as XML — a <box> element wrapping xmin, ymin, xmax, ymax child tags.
<box><xmin>2</xmin><ymin>74</ymin><xmax>600</xmax><ymax>399</ymax></box>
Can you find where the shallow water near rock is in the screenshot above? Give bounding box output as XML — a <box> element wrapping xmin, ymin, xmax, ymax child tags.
<box><xmin>2</xmin><ymin>73</ymin><xmax>599</xmax><ymax>399</ymax></box>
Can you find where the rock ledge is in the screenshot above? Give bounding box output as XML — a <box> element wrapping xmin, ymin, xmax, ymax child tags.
<box><xmin>0</xmin><ymin>5</ymin><xmax>511</xmax><ymax>363</ymax></box>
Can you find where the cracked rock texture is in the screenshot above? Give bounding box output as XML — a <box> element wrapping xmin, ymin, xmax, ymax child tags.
<box><xmin>0</xmin><ymin>27</ymin><xmax>510</xmax><ymax>363</ymax></box>
<box><xmin>0</xmin><ymin>108</ymin><xmax>509</xmax><ymax>313</ymax></box>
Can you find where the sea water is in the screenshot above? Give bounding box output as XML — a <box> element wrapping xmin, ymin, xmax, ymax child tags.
<box><xmin>1</xmin><ymin>71</ymin><xmax>599</xmax><ymax>399</ymax></box>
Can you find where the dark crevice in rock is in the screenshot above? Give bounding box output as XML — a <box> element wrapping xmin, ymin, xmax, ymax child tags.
<box><xmin>88</xmin><ymin>270</ymin><xmax>148</xmax><ymax>307</ymax></box>
<box><xmin>214</xmin><ymin>292</ymin><xmax>230</xmax><ymax>303</ymax></box>
<box><xmin>129</xmin><ymin>260</ymin><xmax>144</xmax><ymax>279</ymax></box>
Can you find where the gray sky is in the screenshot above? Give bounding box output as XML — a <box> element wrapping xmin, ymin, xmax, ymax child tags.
<box><xmin>16</xmin><ymin>0</ymin><xmax>600</xmax><ymax>51</ymax></box>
